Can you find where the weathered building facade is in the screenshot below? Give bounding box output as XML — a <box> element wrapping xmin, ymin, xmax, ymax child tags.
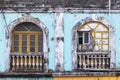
<box><xmin>0</xmin><ymin>0</ymin><xmax>120</xmax><ymax>80</ymax></box>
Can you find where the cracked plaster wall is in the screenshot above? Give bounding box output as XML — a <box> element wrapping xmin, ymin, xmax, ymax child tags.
<box><xmin>0</xmin><ymin>12</ymin><xmax>119</xmax><ymax>72</ymax></box>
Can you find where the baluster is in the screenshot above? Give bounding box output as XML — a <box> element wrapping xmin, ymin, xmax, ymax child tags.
<box><xmin>12</xmin><ymin>56</ymin><xmax>15</xmax><ymax>70</ymax></box>
<box><xmin>16</xmin><ymin>56</ymin><xmax>19</xmax><ymax>69</ymax></box>
<box><xmin>40</xmin><ymin>56</ymin><xmax>42</xmax><ymax>71</ymax></box>
<box><xmin>99</xmin><ymin>55</ymin><xmax>101</xmax><ymax>69</ymax></box>
<box><xmin>91</xmin><ymin>55</ymin><xmax>93</xmax><ymax>69</ymax></box>
<box><xmin>32</xmin><ymin>56</ymin><xmax>35</xmax><ymax>69</ymax></box>
<box><xmin>87</xmin><ymin>55</ymin><xmax>90</xmax><ymax>68</ymax></box>
<box><xmin>95</xmin><ymin>55</ymin><xmax>97</xmax><ymax>69</ymax></box>
<box><xmin>83</xmin><ymin>54</ymin><xmax>86</xmax><ymax>69</ymax></box>
<box><xmin>79</xmin><ymin>55</ymin><xmax>81</xmax><ymax>68</ymax></box>
<box><xmin>24</xmin><ymin>56</ymin><xmax>27</xmax><ymax>69</ymax></box>
<box><xmin>106</xmin><ymin>55</ymin><xmax>109</xmax><ymax>69</ymax></box>
<box><xmin>20</xmin><ymin>56</ymin><xmax>23</xmax><ymax>69</ymax></box>
<box><xmin>103</xmin><ymin>55</ymin><xmax>105</xmax><ymax>69</ymax></box>
<box><xmin>36</xmin><ymin>56</ymin><xmax>39</xmax><ymax>70</ymax></box>
<box><xmin>28</xmin><ymin>56</ymin><xmax>31</xmax><ymax>69</ymax></box>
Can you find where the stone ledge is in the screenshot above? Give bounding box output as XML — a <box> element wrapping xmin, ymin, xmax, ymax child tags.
<box><xmin>0</xmin><ymin>72</ymin><xmax>52</xmax><ymax>78</ymax></box>
<box><xmin>1</xmin><ymin>70</ymin><xmax>120</xmax><ymax>77</ymax></box>
<box><xmin>53</xmin><ymin>70</ymin><xmax>120</xmax><ymax>77</ymax></box>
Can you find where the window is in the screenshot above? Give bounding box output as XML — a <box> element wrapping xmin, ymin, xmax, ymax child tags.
<box><xmin>11</xmin><ymin>22</ymin><xmax>44</xmax><ymax>71</ymax></box>
<box><xmin>77</xmin><ymin>22</ymin><xmax>109</xmax><ymax>52</ymax></box>
<box><xmin>12</xmin><ymin>22</ymin><xmax>43</xmax><ymax>53</ymax></box>
<box><xmin>78</xmin><ymin>32</ymin><xmax>90</xmax><ymax>44</ymax></box>
<box><xmin>76</xmin><ymin>22</ymin><xmax>110</xmax><ymax>70</ymax></box>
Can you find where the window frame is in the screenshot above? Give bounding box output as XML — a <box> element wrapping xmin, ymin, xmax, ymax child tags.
<box><xmin>77</xmin><ymin>31</ymin><xmax>90</xmax><ymax>45</ymax></box>
<box><xmin>12</xmin><ymin>23</ymin><xmax>43</xmax><ymax>53</ymax></box>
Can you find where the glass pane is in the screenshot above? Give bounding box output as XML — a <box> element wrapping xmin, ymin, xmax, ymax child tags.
<box><xmin>30</xmin><ymin>47</ymin><xmax>35</xmax><ymax>52</ymax></box>
<box><xmin>30</xmin><ymin>42</ymin><xmax>35</xmax><ymax>46</ymax></box>
<box><xmin>22</xmin><ymin>47</ymin><xmax>27</xmax><ymax>52</ymax></box>
<box><xmin>79</xmin><ymin>37</ymin><xmax>83</xmax><ymax>44</ymax></box>
<box><xmin>16</xmin><ymin>25</ymin><xmax>26</xmax><ymax>31</ymax></box>
<box><xmin>22</xmin><ymin>41</ymin><xmax>27</xmax><ymax>46</ymax></box>
<box><xmin>14</xmin><ymin>41</ymin><xmax>19</xmax><ymax>46</ymax></box>
<box><xmin>96</xmin><ymin>33</ymin><xmax>101</xmax><ymax>38</ymax></box>
<box><xmin>103</xmin><ymin>33</ymin><xmax>108</xmax><ymax>38</ymax></box>
<box><xmin>30</xmin><ymin>35</ymin><xmax>35</xmax><ymax>40</ymax></box>
<box><xmin>31</xmin><ymin>26</ymin><xmax>42</xmax><ymax>31</ymax></box>
<box><xmin>78</xmin><ymin>32</ymin><xmax>83</xmax><ymax>37</ymax></box>
<box><xmin>38</xmin><ymin>47</ymin><xmax>43</xmax><ymax>52</ymax></box>
<box><xmin>38</xmin><ymin>35</ymin><xmax>43</xmax><ymax>40</ymax></box>
<box><xmin>14</xmin><ymin>35</ymin><xmax>19</xmax><ymax>40</ymax></box>
<box><xmin>15</xmin><ymin>22</ymin><xmax>42</xmax><ymax>31</ymax></box>
<box><xmin>22</xmin><ymin>35</ymin><xmax>27</xmax><ymax>40</ymax></box>
<box><xmin>38</xmin><ymin>41</ymin><xmax>43</xmax><ymax>45</ymax></box>
<box><xmin>84</xmin><ymin>32</ymin><xmax>89</xmax><ymax>43</ymax></box>
<box><xmin>14</xmin><ymin>47</ymin><xmax>18</xmax><ymax>52</ymax></box>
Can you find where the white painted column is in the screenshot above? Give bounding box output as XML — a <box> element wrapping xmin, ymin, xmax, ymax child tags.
<box><xmin>110</xmin><ymin>27</ymin><xmax>115</xmax><ymax>68</ymax></box>
<box><xmin>55</xmin><ymin>13</ymin><xmax>64</xmax><ymax>71</ymax></box>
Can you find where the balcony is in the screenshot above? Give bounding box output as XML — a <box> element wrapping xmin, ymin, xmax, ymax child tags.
<box><xmin>77</xmin><ymin>52</ymin><xmax>110</xmax><ymax>70</ymax></box>
<box><xmin>10</xmin><ymin>53</ymin><xmax>43</xmax><ymax>72</ymax></box>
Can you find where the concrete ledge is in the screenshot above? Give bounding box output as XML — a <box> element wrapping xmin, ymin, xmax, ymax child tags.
<box><xmin>53</xmin><ymin>70</ymin><xmax>120</xmax><ymax>77</ymax></box>
<box><xmin>0</xmin><ymin>72</ymin><xmax>52</xmax><ymax>78</ymax></box>
<box><xmin>1</xmin><ymin>70</ymin><xmax>120</xmax><ymax>77</ymax></box>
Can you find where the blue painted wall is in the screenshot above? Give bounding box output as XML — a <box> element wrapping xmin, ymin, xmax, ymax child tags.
<box><xmin>64</xmin><ymin>13</ymin><xmax>120</xmax><ymax>71</ymax></box>
<box><xmin>0</xmin><ymin>13</ymin><xmax>120</xmax><ymax>72</ymax></box>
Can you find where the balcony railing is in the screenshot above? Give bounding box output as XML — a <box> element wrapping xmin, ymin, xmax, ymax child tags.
<box><xmin>77</xmin><ymin>52</ymin><xmax>110</xmax><ymax>70</ymax></box>
<box><xmin>10</xmin><ymin>53</ymin><xmax>43</xmax><ymax>72</ymax></box>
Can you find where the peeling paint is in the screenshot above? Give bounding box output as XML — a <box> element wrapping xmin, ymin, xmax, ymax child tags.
<box><xmin>55</xmin><ymin>13</ymin><xmax>64</xmax><ymax>71</ymax></box>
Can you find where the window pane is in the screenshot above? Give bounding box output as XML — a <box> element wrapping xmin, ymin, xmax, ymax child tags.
<box><xmin>30</xmin><ymin>35</ymin><xmax>35</xmax><ymax>40</ymax></box>
<box><xmin>22</xmin><ymin>47</ymin><xmax>27</xmax><ymax>52</ymax></box>
<box><xmin>79</xmin><ymin>37</ymin><xmax>83</xmax><ymax>44</ymax></box>
<box><xmin>14</xmin><ymin>47</ymin><xmax>18</xmax><ymax>52</ymax></box>
<box><xmin>30</xmin><ymin>42</ymin><xmax>35</xmax><ymax>46</ymax></box>
<box><xmin>38</xmin><ymin>35</ymin><xmax>43</xmax><ymax>40</ymax></box>
<box><xmin>30</xmin><ymin>47</ymin><xmax>35</xmax><ymax>52</ymax></box>
<box><xmin>16</xmin><ymin>26</ymin><xmax>26</xmax><ymax>31</ymax></box>
<box><xmin>22</xmin><ymin>41</ymin><xmax>27</xmax><ymax>46</ymax></box>
<box><xmin>14</xmin><ymin>41</ymin><xmax>19</xmax><ymax>47</ymax></box>
<box><xmin>38</xmin><ymin>41</ymin><xmax>43</xmax><ymax>45</ymax></box>
<box><xmin>84</xmin><ymin>33</ymin><xmax>89</xmax><ymax>43</ymax></box>
<box><xmin>38</xmin><ymin>47</ymin><xmax>43</xmax><ymax>52</ymax></box>
<box><xmin>78</xmin><ymin>32</ymin><xmax>83</xmax><ymax>36</ymax></box>
<box><xmin>31</xmin><ymin>26</ymin><xmax>42</xmax><ymax>31</ymax></box>
<box><xmin>22</xmin><ymin>35</ymin><xmax>27</xmax><ymax>40</ymax></box>
<box><xmin>14</xmin><ymin>35</ymin><xmax>19</xmax><ymax>40</ymax></box>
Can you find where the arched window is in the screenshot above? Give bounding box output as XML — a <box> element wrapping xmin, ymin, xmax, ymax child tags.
<box><xmin>12</xmin><ymin>22</ymin><xmax>43</xmax><ymax>53</ymax></box>
<box><xmin>77</xmin><ymin>22</ymin><xmax>109</xmax><ymax>52</ymax></box>
<box><xmin>11</xmin><ymin>22</ymin><xmax>44</xmax><ymax>71</ymax></box>
<box><xmin>72</xmin><ymin>19</ymin><xmax>115</xmax><ymax>70</ymax></box>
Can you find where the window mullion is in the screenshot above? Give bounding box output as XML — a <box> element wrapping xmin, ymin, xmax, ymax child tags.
<box><xmin>19</xmin><ymin>34</ymin><xmax>22</xmax><ymax>52</ymax></box>
<box><xmin>12</xmin><ymin>34</ymin><xmax>14</xmax><ymax>52</ymax></box>
<box><xmin>35</xmin><ymin>34</ymin><xmax>38</xmax><ymax>52</ymax></box>
<box><xmin>27</xmin><ymin>34</ymin><xmax>30</xmax><ymax>52</ymax></box>
<box><xmin>83</xmin><ymin>33</ymin><xmax>84</xmax><ymax>44</ymax></box>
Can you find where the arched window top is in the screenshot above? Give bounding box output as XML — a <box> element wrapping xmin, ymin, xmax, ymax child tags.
<box><xmin>13</xmin><ymin>22</ymin><xmax>42</xmax><ymax>32</ymax></box>
<box><xmin>78</xmin><ymin>21</ymin><xmax>109</xmax><ymax>32</ymax></box>
<box><xmin>77</xmin><ymin>21</ymin><xmax>109</xmax><ymax>52</ymax></box>
<box><xmin>12</xmin><ymin>22</ymin><xmax>43</xmax><ymax>53</ymax></box>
